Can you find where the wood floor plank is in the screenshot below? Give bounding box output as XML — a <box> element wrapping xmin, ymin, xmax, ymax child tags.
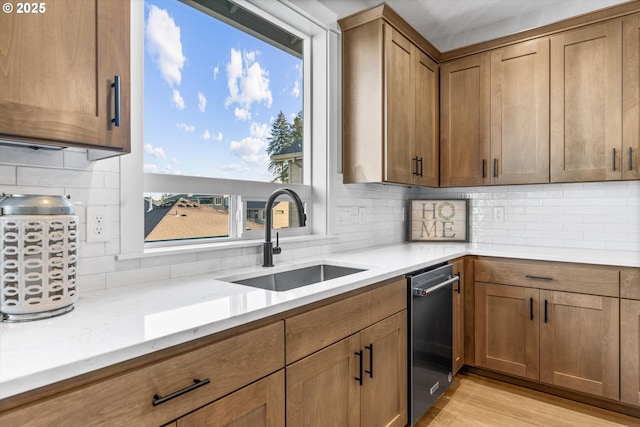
<box><xmin>416</xmin><ymin>373</ymin><xmax>640</xmax><ymax>427</ymax></box>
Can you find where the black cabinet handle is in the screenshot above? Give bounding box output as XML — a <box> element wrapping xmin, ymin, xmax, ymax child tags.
<box><xmin>111</xmin><ymin>75</ymin><xmax>121</xmax><ymax>127</ymax></box>
<box><xmin>613</xmin><ymin>148</ymin><xmax>617</xmax><ymax>171</ymax></box>
<box><xmin>544</xmin><ymin>300</ymin><xmax>548</xmax><ymax>323</ymax></box>
<box><xmin>455</xmin><ymin>272</ymin><xmax>461</xmax><ymax>294</ymax></box>
<box><xmin>417</xmin><ymin>157</ymin><xmax>423</xmax><ymax>177</ymax></box>
<box><xmin>354</xmin><ymin>350</ymin><xmax>363</xmax><ymax>385</ymax></box>
<box><xmin>525</xmin><ymin>274</ymin><xmax>553</xmax><ymax>281</ymax></box>
<box><xmin>482</xmin><ymin>159</ymin><xmax>487</xmax><ymax>178</ymax></box>
<box><xmin>530</xmin><ymin>297</ymin><xmax>534</xmax><ymax>321</ymax></box>
<box><xmin>152</xmin><ymin>378</ymin><xmax>210</xmax><ymax>406</ymax></box>
<box><xmin>493</xmin><ymin>158</ymin><xmax>499</xmax><ymax>178</ymax></box>
<box><xmin>630</xmin><ymin>147</ymin><xmax>634</xmax><ymax>171</ymax></box>
<box><xmin>365</xmin><ymin>344</ymin><xmax>373</xmax><ymax>378</ymax></box>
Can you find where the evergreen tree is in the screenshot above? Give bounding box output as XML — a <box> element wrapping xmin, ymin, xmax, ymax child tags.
<box><xmin>267</xmin><ymin>111</ymin><xmax>292</xmax><ymax>183</ymax></box>
<box><xmin>291</xmin><ymin>110</ymin><xmax>303</xmax><ymax>143</ymax></box>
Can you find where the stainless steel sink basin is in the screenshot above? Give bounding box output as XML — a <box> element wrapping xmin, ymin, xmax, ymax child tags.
<box><xmin>228</xmin><ymin>264</ymin><xmax>366</xmax><ymax>292</ymax></box>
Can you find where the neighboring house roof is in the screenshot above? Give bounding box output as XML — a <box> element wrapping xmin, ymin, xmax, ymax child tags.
<box><xmin>144</xmin><ymin>200</ymin><xmax>172</xmax><ymax>238</ymax></box>
<box><xmin>272</xmin><ymin>140</ymin><xmax>302</xmax><ymax>157</ymax></box>
<box><xmin>145</xmin><ymin>197</ymin><xmax>261</xmax><ymax>241</ymax></box>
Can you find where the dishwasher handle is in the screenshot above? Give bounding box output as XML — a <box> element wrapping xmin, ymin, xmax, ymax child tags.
<box><xmin>413</xmin><ymin>275</ymin><xmax>459</xmax><ymax>297</ymax></box>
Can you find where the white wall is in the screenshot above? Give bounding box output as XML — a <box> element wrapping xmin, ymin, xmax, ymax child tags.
<box><xmin>1</xmin><ymin>145</ymin><xmax>638</xmax><ymax>293</ymax></box>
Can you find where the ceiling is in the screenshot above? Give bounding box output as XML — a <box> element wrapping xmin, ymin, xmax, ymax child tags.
<box><xmin>316</xmin><ymin>0</ymin><xmax>631</xmax><ymax>52</ymax></box>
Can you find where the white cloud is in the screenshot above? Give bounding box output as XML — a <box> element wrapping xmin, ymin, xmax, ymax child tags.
<box><xmin>234</xmin><ymin>107</ymin><xmax>251</xmax><ymax>121</ymax></box>
<box><xmin>171</xmin><ymin>157</ymin><xmax>179</xmax><ymax>165</ymax></box>
<box><xmin>291</xmin><ymin>80</ymin><xmax>300</xmax><ymax>98</ymax></box>
<box><xmin>144</xmin><ymin>143</ymin><xmax>167</xmax><ymax>161</ymax></box>
<box><xmin>202</xmin><ymin>130</ymin><xmax>223</xmax><ymax>141</ymax></box>
<box><xmin>250</xmin><ymin>122</ymin><xmax>269</xmax><ymax>139</ymax></box>
<box><xmin>144</xmin><ymin>164</ymin><xmax>159</xmax><ymax>173</ymax></box>
<box><xmin>225</xmin><ymin>48</ymin><xmax>272</xmax><ymax>121</ymax></box>
<box><xmin>198</xmin><ymin>92</ymin><xmax>207</xmax><ymax>112</ymax></box>
<box><xmin>145</xmin><ymin>5</ymin><xmax>185</xmax><ymax>88</ymax></box>
<box><xmin>219</xmin><ymin>164</ymin><xmax>249</xmax><ymax>173</ymax></box>
<box><xmin>228</xmin><ymin>121</ymin><xmax>271</xmax><ymax>166</ymax></box>
<box><xmin>230</xmin><ymin>137</ymin><xmax>269</xmax><ymax>166</ymax></box>
<box><xmin>213</xmin><ymin>65</ymin><xmax>219</xmax><ymax>80</ymax></box>
<box><xmin>176</xmin><ymin>122</ymin><xmax>195</xmax><ymax>132</ymax></box>
<box><xmin>172</xmin><ymin>89</ymin><xmax>185</xmax><ymax>110</ymax></box>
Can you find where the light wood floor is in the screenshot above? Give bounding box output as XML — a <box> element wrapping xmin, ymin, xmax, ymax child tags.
<box><xmin>416</xmin><ymin>373</ymin><xmax>640</xmax><ymax>427</ymax></box>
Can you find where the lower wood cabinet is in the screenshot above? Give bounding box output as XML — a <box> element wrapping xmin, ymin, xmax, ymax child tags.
<box><xmin>474</xmin><ymin>258</ymin><xmax>621</xmax><ymax>401</ymax></box>
<box><xmin>176</xmin><ymin>370</ymin><xmax>285</xmax><ymax>427</ymax></box>
<box><xmin>621</xmin><ymin>269</ymin><xmax>640</xmax><ymax>407</ymax></box>
<box><xmin>450</xmin><ymin>258</ymin><xmax>465</xmax><ymax>374</ymax></box>
<box><xmin>0</xmin><ymin>322</ymin><xmax>284</xmax><ymax>427</ymax></box>
<box><xmin>286</xmin><ymin>311</ymin><xmax>407</xmax><ymax>427</ymax></box>
<box><xmin>540</xmin><ymin>290</ymin><xmax>619</xmax><ymax>400</ymax></box>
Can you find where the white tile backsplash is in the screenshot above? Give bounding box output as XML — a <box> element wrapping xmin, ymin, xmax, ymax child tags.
<box><xmin>1</xmin><ymin>145</ymin><xmax>638</xmax><ymax>291</ymax></box>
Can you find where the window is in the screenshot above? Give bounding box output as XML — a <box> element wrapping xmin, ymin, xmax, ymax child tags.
<box><xmin>143</xmin><ymin>0</ymin><xmax>311</xmax><ymax>245</ymax></box>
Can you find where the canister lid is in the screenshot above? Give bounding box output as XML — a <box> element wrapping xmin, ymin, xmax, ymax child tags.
<box><xmin>0</xmin><ymin>194</ymin><xmax>75</xmax><ymax>215</ymax></box>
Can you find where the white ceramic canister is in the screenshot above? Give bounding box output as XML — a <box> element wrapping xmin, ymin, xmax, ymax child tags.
<box><xmin>0</xmin><ymin>194</ymin><xmax>79</xmax><ymax>322</ymax></box>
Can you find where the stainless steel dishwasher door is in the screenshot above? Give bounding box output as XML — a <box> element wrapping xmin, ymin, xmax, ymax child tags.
<box><xmin>408</xmin><ymin>263</ymin><xmax>458</xmax><ymax>425</ymax></box>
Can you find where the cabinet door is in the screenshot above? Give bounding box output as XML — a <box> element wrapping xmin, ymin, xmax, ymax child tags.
<box><xmin>286</xmin><ymin>335</ymin><xmax>361</xmax><ymax>427</ymax></box>
<box><xmin>0</xmin><ymin>0</ymin><xmax>130</xmax><ymax>151</ymax></box>
<box><xmin>490</xmin><ymin>39</ymin><xmax>550</xmax><ymax>185</ymax></box>
<box><xmin>621</xmin><ymin>298</ymin><xmax>640</xmax><ymax>406</ymax></box>
<box><xmin>385</xmin><ymin>25</ymin><xmax>414</xmax><ymax>185</ymax></box>
<box><xmin>550</xmin><ymin>20</ymin><xmax>622</xmax><ymax>182</ymax></box>
<box><xmin>623</xmin><ymin>14</ymin><xmax>640</xmax><ymax>180</ymax></box>
<box><xmin>451</xmin><ymin>259</ymin><xmax>465</xmax><ymax>374</ymax></box>
<box><xmin>360</xmin><ymin>311</ymin><xmax>407</xmax><ymax>427</ymax></box>
<box><xmin>440</xmin><ymin>53</ymin><xmax>491</xmax><ymax>187</ymax></box>
<box><xmin>475</xmin><ymin>283</ymin><xmax>539</xmax><ymax>380</ymax></box>
<box><xmin>177</xmin><ymin>370</ymin><xmax>284</xmax><ymax>427</ymax></box>
<box><xmin>414</xmin><ymin>48</ymin><xmax>439</xmax><ymax>187</ymax></box>
<box><xmin>539</xmin><ymin>290</ymin><xmax>619</xmax><ymax>400</ymax></box>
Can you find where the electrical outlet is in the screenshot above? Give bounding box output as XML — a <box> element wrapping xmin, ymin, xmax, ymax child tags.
<box><xmin>493</xmin><ymin>206</ymin><xmax>505</xmax><ymax>222</ymax></box>
<box><xmin>86</xmin><ymin>206</ymin><xmax>111</xmax><ymax>242</ymax></box>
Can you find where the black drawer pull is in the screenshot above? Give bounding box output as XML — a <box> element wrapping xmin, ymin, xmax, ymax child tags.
<box><xmin>152</xmin><ymin>378</ymin><xmax>210</xmax><ymax>406</ymax></box>
<box><xmin>354</xmin><ymin>350</ymin><xmax>363</xmax><ymax>386</ymax></box>
<box><xmin>365</xmin><ymin>344</ymin><xmax>374</xmax><ymax>379</ymax></box>
<box><xmin>111</xmin><ymin>75</ymin><xmax>121</xmax><ymax>127</ymax></box>
<box><xmin>530</xmin><ymin>297</ymin><xmax>534</xmax><ymax>321</ymax></box>
<box><xmin>525</xmin><ymin>274</ymin><xmax>553</xmax><ymax>281</ymax></box>
<box><xmin>544</xmin><ymin>300</ymin><xmax>548</xmax><ymax>324</ymax></box>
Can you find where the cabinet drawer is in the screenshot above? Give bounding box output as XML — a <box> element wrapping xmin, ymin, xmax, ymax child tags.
<box><xmin>0</xmin><ymin>321</ymin><xmax>284</xmax><ymax>427</ymax></box>
<box><xmin>285</xmin><ymin>278</ymin><xmax>406</xmax><ymax>364</ymax></box>
<box><xmin>621</xmin><ymin>268</ymin><xmax>640</xmax><ymax>300</ymax></box>
<box><xmin>475</xmin><ymin>258</ymin><xmax>619</xmax><ymax>297</ymax></box>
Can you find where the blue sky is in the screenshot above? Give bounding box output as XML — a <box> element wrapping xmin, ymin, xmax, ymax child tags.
<box><xmin>143</xmin><ymin>0</ymin><xmax>303</xmax><ymax>182</ymax></box>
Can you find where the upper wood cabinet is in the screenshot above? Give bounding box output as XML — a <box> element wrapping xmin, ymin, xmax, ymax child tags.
<box><xmin>440</xmin><ymin>53</ymin><xmax>490</xmax><ymax>187</ymax></box>
<box><xmin>490</xmin><ymin>39</ymin><xmax>550</xmax><ymax>185</ymax></box>
<box><xmin>0</xmin><ymin>0</ymin><xmax>130</xmax><ymax>153</ymax></box>
<box><xmin>340</xmin><ymin>8</ymin><xmax>439</xmax><ymax>186</ymax></box>
<box><xmin>441</xmin><ymin>39</ymin><xmax>550</xmax><ymax>187</ymax></box>
<box><xmin>550</xmin><ymin>20</ymin><xmax>622</xmax><ymax>182</ymax></box>
<box><xmin>623</xmin><ymin>13</ymin><xmax>640</xmax><ymax>180</ymax></box>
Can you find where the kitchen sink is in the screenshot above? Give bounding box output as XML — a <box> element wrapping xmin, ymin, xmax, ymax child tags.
<box><xmin>226</xmin><ymin>264</ymin><xmax>366</xmax><ymax>292</ymax></box>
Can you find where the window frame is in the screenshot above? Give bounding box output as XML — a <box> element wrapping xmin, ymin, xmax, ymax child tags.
<box><xmin>120</xmin><ymin>0</ymin><xmax>333</xmax><ymax>256</ymax></box>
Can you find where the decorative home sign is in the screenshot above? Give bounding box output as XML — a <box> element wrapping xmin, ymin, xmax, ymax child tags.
<box><xmin>409</xmin><ymin>199</ymin><xmax>469</xmax><ymax>242</ymax></box>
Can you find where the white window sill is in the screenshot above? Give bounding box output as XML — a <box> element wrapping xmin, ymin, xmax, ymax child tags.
<box><xmin>116</xmin><ymin>234</ymin><xmax>339</xmax><ymax>261</ymax></box>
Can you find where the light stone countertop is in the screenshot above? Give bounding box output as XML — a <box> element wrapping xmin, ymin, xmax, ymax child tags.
<box><xmin>1</xmin><ymin>242</ymin><xmax>638</xmax><ymax>400</ymax></box>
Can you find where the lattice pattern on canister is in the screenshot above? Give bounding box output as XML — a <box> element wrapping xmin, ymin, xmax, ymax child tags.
<box><xmin>1</xmin><ymin>215</ymin><xmax>79</xmax><ymax>315</ymax></box>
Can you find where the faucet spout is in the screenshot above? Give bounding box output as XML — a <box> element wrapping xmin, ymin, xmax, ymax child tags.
<box><xmin>263</xmin><ymin>188</ymin><xmax>306</xmax><ymax>267</ymax></box>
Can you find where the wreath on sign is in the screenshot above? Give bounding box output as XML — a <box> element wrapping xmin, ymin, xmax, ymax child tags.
<box><xmin>437</xmin><ymin>201</ymin><xmax>456</xmax><ymax>221</ymax></box>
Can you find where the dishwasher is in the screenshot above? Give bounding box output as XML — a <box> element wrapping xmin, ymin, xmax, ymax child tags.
<box><xmin>406</xmin><ymin>263</ymin><xmax>459</xmax><ymax>425</ymax></box>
